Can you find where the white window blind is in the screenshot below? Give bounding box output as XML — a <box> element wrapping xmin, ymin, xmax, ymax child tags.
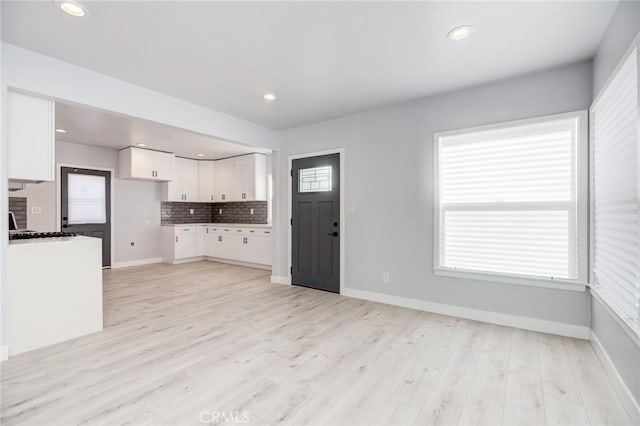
<box><xmin>591</xmin><ymin>47</ymin><xmax>640</xmax><ymax>335</ymax></box>
<box><xmin>68</xmin><ymin>173</ymin><xmax>107</xmax><ymax>224</ymax></box>
<box><xmin>435</xmin><ymin>113</ymin><xmax>585</xmax><ymax>284</ymax></box>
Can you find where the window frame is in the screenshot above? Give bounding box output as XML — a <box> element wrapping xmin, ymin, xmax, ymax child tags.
<box><xmin>433</xmin><ymin>110</ymin><xmax>589</xmax><ymax>292</ymax></box>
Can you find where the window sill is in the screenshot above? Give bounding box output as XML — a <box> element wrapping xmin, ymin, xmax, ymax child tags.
<box><xmin>434</xmin><ymin>268</ymin><xmax>588</xmax><ymax>293</ymax></box>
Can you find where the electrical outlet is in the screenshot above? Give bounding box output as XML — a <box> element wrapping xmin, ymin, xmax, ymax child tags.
<box><xmin>189</xmin><ymin>209</ymin><xmax>194</xmax><ymax>215</ymax></box>
<box><xmin>382</xmin><ymin>272</ymin><xmax>390</xmax><ymax>283</ymax></box>
<box><xmin>219</xmin><ymin>209</ymin><xmax>223</xmax><ymax>215</ymax></box>
<box><xmin>31</xmin><ymin>206</ymin><xmax>42</xmax><ymax>215</ymax></box>
<box><xmin>130</xmin><ymin>241</ymin><xmax>136</xmax><ymax>247</ymax></box>
<box><xmin>250</xmin><ymin>208</ymin><xmax>254</xmax><ymax>215</ymax></box>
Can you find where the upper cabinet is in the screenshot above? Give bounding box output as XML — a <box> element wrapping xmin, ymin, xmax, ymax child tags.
<box><xmin>118</xmin><ymin>147</ymin><xmax>175</xmax><ymax>181</ymax></box>
<box><xmin>7</xmin><ymin>91</ymin><xmax>55</xmax><ymax>182</ymax></box>
<box><xmin>162</xmin><ymin>157</ymin><xmax>199</xmax><ymax>202</ymax></box>
<box><xmin>213</xmin><ymin>158</ymin><xmax>234</xmax><ymax>202</ymax></box>
<box><xmin>215</xmin><ymin>154</ymin><xmax>267</xmax><ymax>202</ymax></box>
<box><xmin>198</xmin><ymin>161</ymin><xmax>216</xmax><ymax>202</ymax></box>
<box><xmin>233</xmin><ymin>154</ymin><xmax>267</xmax><ymax>201</ymax></box>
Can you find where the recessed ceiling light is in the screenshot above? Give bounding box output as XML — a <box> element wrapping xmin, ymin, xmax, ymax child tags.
<box><xmin>263</xmin><ymin>93</ymin><xmax>277</xmax><ymax>102</ymax></box>
<box><xmin>57</xmin><ymin>1</ymin><xmax>88</xmax><ymax>17</ymax></box>
<box><xmin>448</xmin><ymin>25</ymin><xmax>474</xmax><ymax>41</ymax></box>
<box><xmin>55</xmin><ymin>128</ymin><xmax>67</xmax><ymax>133</ymax></box>
<box><xmin>136</xmin><ymin>143</ymin><xmax>147</xmax><ymax>147</ymax></box>
<box><xmin>197</xmin><ymin>153</ymin><xmax>205</xmax><ymax>157</ymax></box>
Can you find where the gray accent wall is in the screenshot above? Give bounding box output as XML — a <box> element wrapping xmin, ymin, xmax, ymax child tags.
<box><xmin>591</xmin><ymin>0</ymin><xmax>640</xmax><ymax>409</ymax></box>
<box><xmin>275</xmin><ymin>60</ymin><xmax>593</xmax><ymax>326</ymax></box>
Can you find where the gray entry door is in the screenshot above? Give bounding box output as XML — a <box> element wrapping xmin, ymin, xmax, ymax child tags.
<box><xmin>292</xmin><ymin>153</ymin><xmax>340</xmax><ymax>293</ymax></box>
<box><xmin>60</xmin><ymin>167</ymin><xmax>111</xmax><ymax>267</ymax></box>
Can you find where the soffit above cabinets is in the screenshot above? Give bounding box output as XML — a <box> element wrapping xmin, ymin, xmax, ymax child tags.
<box><xmin>54</xmin><ymin>102</ymin><xmax>271</xmax><ymax>160</ymax></box>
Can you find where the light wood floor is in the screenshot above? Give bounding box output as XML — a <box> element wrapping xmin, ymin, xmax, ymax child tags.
<box><xmin>0</xmin><ymin>261</ymin><xmax>632</xmax><ymax>426</ymax></box>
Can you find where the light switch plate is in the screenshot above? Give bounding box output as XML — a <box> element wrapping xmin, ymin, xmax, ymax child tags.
<box><xmin>31</xmin><ymin>206</ymin><xmax>42</xmax><ymax>215</ymax></box>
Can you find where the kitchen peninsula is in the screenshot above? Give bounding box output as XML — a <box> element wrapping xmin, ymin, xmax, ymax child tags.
<box><xmin>7</xmin><ymin>235</ymin><xmax>103</xmax><ymax>356</ymax></box>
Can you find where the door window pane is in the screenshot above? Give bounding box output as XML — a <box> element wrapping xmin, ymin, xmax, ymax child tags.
<box><xmin>299</xmin><ymin>166</ymin><xmax>332</xmax><ymax>193</ymax></box>
<box><xmin>68</xmin><ymin>173</ymin><xmax>106</xmax><ymax>224</ymax></box>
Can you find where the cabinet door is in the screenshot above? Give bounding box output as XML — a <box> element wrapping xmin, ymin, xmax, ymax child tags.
<box><xmin>233</xmin><ymin>155</ymin><xmax>252</xmax><ymax>201</ymax></box>
<box><xmin>130</xmin><ymin>148</ymin><xmax>156</xmax><ymax>179</ymax></box>
<box><xmin>165</xmin><ymin>157</ymin><xmax>184</xmax><ymax>201</ymax></box>
<box><xmin>224</xmin><ymin>234</ymin><xmax>245</xmax><ymax>261</ymax></box>
<box><xmin>181</xmin><ymin>159</ymin><xmax>199</xmax><ymax>201</ymax></box>
<box><xmin>154</xmin><ymin>151</ymin><xmax>175</xmax><ymax>181</ymax></box>
<box><xmin>196</xmin><ymin>226</ymin><xmax>206</xmax><ymax>256</ymax></box>
<box><xmin>257</xmin><ymin>235</ymin><xmax>272</xmax><ymax>265</ymax></box>
<box><xmin>204</xmin><ymin>228</ymin><xmax>219</xmax><ymax>257</ymax></box>
<box><xmin>214</xmin><ymin>158</ymin><xmax>234</xmax><ymax>202</ymax></box>
<box><xmin>175</xmin><ymin>233</ymin><xmax>198</xmax><ymax>259</ymax></box>
<box><xmin>198</xmin><ymin>161</ymin><xmax>216</xmax><ymax>202</ymax></box>
<box><xmin>7</xmin><ymin>91</ymin><xmax>55</xmax><ymax>181</ymax></box>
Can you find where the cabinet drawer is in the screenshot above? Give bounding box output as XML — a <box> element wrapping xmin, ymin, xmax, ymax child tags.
<box><xmin>175</xmin><ymin>227</ymin><xmax>197</xmax><ymax>235</ymax></box>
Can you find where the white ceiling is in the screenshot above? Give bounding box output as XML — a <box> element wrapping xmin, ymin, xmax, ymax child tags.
<box><xmin>2</xmin><ymin>1</ymin><xmax>617</xmax><ymax>130</ymax></box>
<box><xmin>55</xmin><ymin>102</ymin><xmax>270</xmax><ymax>159</ymax></box>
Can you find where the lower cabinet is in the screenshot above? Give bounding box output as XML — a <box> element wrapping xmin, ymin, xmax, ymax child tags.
<box><xmin>163</xmin><ymin>225</ymin><xmax>271</xmax><ymax>267</ymax></box>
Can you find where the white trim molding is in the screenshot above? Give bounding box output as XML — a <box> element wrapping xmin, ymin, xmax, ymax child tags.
<box><xmin>590</xmin><ymin>331</ymin><xmax>640</xmax><ymax>425</ymax></box>
<box><xmin>342</xmin><ymin>287</ymin><xmax>590</xmax><ymax>339</ymax></box>
<box><xmin>271</xmin><ymin>276</ymin><xmax>292</xmax><ymax>285</ymax></box>
<box><xmin>111</xmin><ymin>257</ymin><xmax>163</xmax><ymax>269</ymax></box>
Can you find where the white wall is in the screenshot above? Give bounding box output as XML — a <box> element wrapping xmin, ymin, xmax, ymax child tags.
<box><xmin>275</xmin><ymin>60</ymin><xmax>593</xmax><ymax>328</ymax></box>
<box><xmin>590</xmin><ymin>0</ymin><xmax>640</xmax><ymax>412</ymax></box>
<box><xmin>12</xmin><ymin>141</ymin><xmax>163</xmax><ymax>265</ymax></box>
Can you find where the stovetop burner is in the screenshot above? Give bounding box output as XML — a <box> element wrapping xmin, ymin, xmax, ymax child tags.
<box><xmin>9</xmin><ymin>232</ymin><xmax>77</xmax><ymax>240</ymax></box>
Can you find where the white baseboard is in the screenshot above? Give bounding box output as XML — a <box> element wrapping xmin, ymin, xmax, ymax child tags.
<box><xmin>342</xmin><ymin>287</ymin><xmax>590</xmax><ymax>339</ymax></box>
<box><xmin>1</xmin><ymin>345</ymin><xmax>8</xmax><ymax>362</ymax></box>
<box><xmin>590</xmin><ymin>331</ymin><xmax>640</xmax><ymax>424</ymax></box>
<box><xmin>271</xmin><ymin>275</ymin><xmax>291</xmax><ymax>285</ymax></box>
<box><xmin>111</xmin><ymin>257</ymin><xmax>163</xmax><ymax>269</ymax></box>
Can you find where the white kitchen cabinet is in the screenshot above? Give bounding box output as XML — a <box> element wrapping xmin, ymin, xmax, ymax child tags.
<box><xmin>162</xmin><ymin>226</ymin><xmax>201</xmax><ymax>262</ymax></box>
<box><xmin>119</xmin><ymin>147</ymin><xmax>175</xmax><ymax>182</ymax></box>
<box><xmin>233</xmin><ymin>154</ymin><xmax>267</xmax><ymax>201</ymax></box>
<box><xmin>213</xmin><ymin>154</ymin><xmax>267</xmax><ymax>202</ymax></box>
<box><xmin>163</xmin><ymin>157</ymin><xmax>199</xmax><ymax>201</ymax></box>
<box><xmin>214</xmin><ymin>158</ymin><xmax>234</xmax><ymax>202</ymax></box>
<box><xmin>7</xmin><ymin>91</ymin><xmax>55</xmax><ymax>182</ymax></box>
<box><xmin>169</xmin><ymin>225</ymin><xmax>272</xmax><ymax>267</ymax></box>
<box><xmin>119</xmin><ymin>147</ymin><xmax>175</xmax><ymax>181</ymax></box>
<box><xmin>198</xmin><ymin>161</ymin><xmax>216</xmax><ymax>202</ymax></box>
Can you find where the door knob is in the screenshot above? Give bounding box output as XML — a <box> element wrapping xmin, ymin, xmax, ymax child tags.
<box><xmin>328</xmin><ymin>231</ymin><xmax>338</xmax><ymax>237</ymax></box>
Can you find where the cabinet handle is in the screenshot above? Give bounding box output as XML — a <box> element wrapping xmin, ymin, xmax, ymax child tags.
<box><xmin>211</xmin><ymin>195</ymin><xmax>213</xmax><ymax>201</ymax></box>
<box><xmin>221</xmin><ymin>194</ymin><xmax>225</xmax><ymax>200</ymax></box>
<box><xmin>242</xmin><ymin>193</ymin><xmax>246</xmax><ymax>199</ymax></box>
<box><xmin>206</xmin><ymin>228</ymin><xmax>209</xmax><ymax>234</ymax></box>
<box><xmin>218</xmin><ymin>236</ymin><xmax>222</xmax><ymax>242</ymax></box>
<box><xmin>176</xmin><ymin>236</ymin><xmax>179</xmax><ymax>243</ymax></box>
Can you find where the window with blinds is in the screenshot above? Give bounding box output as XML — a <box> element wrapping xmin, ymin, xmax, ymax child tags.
<box><xmin>67</xmin><ymin>173</ymin><xmax>107</xmax><ymax>225</ymax></box>
<box><xmin>434</xmin><ymin>112</ymin><xmax>587</xmax><ymax>285</ymax></box>
<box><xmin>591</xmin><ymin>46</ymin><xmax>639</xmax><ymax>335</ymax></box>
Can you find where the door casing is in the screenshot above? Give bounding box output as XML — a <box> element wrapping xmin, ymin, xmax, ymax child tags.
<box><xmin>288</xmin><ymin>148</ymin><xmax>345</xmax><ymax>294</ymax></box>
<box><xmin>56</xmin><ymin>163</ymin><xmax>115</xmax><ymax>268</ymax></box>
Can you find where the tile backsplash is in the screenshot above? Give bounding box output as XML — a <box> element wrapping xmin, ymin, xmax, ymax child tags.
<box><xmin>9</xmin><ymin>197</ymin><xmax>27</xmax><ymax>229</ymax></box>
<box><xmin>161</xmin><ymin>201</ymin><xmax>268</xmax><ymax>225</ymax></box>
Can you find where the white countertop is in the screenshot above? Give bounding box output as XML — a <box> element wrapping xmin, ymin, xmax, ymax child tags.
<box><xmin>9</xmin><ymin>235</ymin><xmax>100</xmax><ymax>246</ymax></box>
<box><xmin>162</xmin><ymin>223</ymin><xmax>272</xmax><ymax>228</ymax></box>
